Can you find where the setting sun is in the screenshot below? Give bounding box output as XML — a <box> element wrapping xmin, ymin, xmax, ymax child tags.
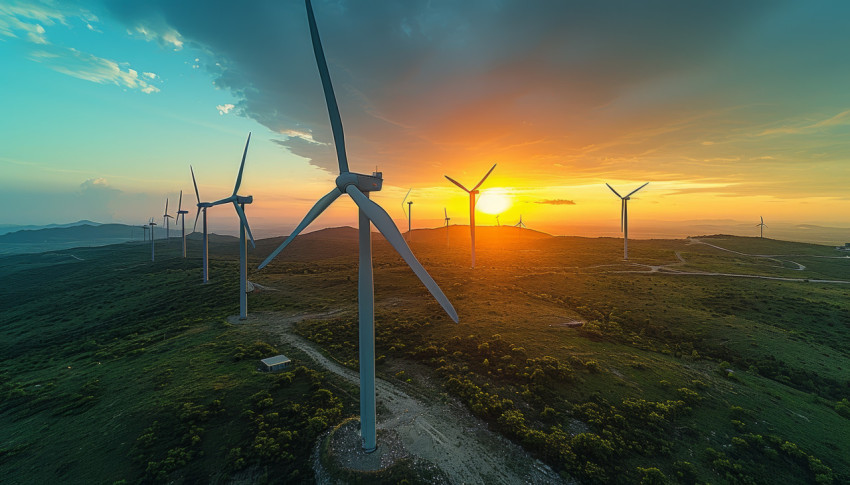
<box><xmin>477</xmin><ymin>188</ymin><xmax>513</xmax><ymax>215</ymax></box>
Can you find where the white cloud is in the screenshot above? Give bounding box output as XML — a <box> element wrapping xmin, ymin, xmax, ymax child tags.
<box><xmin>30</xmin><ymin>46</ymin><xmax>161</xmax><ymax>94</ymax></box>
<box><xmin>280</xmin><ymin>128</ymin><xmax>318</xmax><ymax>143</ymax></box>
<box><xmin>132</xmin><ymin>24</ymin><xmax>183</xmax><ymax>51</ymax></box>
<box><xmin>216</xmin><ymin>103</ymin><xmax>235</xmax><ymax>115</ymax></box>
<box><xmin>142</xmin><ymin>71</ymin><xmax>157</xmax><ymax>80</ymax></box>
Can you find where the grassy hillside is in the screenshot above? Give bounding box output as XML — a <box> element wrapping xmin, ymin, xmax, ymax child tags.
<box><xmin>2</xmin><ymin>228</ymin><xmax>848</xmax><ymax>483</ymax></box>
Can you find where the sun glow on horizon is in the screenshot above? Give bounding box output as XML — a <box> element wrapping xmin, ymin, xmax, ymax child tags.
<box><xmin>477</xmin><ymin>187</ymin><xmax>514</xmax><ymax>215</ymax></box>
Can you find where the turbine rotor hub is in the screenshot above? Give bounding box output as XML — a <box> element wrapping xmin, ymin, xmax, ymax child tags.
<box><xmin>336</xmin><ymin>171</ymin><xmax>383</xmax><ymax>193</ymax></box>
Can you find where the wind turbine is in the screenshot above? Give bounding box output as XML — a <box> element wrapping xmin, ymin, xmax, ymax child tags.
<box><xmin>445</xmin><ymin>163</ymin><xmax>497</xmax><ymax>268</ymax></box>
<box><xmin>514</xmin><ymin>215</ymin><xmax>526</xmax><ymax>229</ymax></box>
<box><xmin>495</xmin><ymin>214</ymin><xmax>500</xmax><ymax>227</ymax></box>
<box><xmin>756</xmin><ymin>216</ymin><xmax>767</xmax><ymax>238</ymax></box>
<box><xmin>163</xmin><ymin>198</ymin><xmax>174</xmax><ymax>242</ymax></box>
<box><xmin>176</xmin><ymin>190</ymin><xmax>189</xmax><ymax>257</ymax></box>
<box><xmin>401</xmin><ymin>188</ymin><xmax>412</xmax><ymax>242</ymax></box>
<box><xmin>606</xmin><ymin>182</ymin><xmax>648</xmax><ymax>260</ymax></box>
<box><xmin>191</xmin><ymin>166</ymin><xmax>214</xmax><ymax>283</ymax></box>
<box><xmin>259</xmin><ymin>0</ymin><xmax>458</xmax><ymax>453</ymax></box>
<box><xmin>208</xmin><ymin>133</ymin><xmax>255</xmax><ymax>320</ymax></box>
<box><xmin>443</xmin><ymin>208</ymin><xmax>450</xmax><ymax>245</ymax></box>
<box><xmin>141</xmin><ymin>224</ymin><xmax>149</xmax><ymax>241</ymax></box>
<box><xmin>148</xmin><ymin>217</ymin><xmax>157</xmax><ymax>261</ymax></box>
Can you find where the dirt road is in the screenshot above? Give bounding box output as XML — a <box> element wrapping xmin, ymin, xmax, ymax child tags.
<box><xmin>249</xmin><ymin>311</ymin><xmax>567</xmax><ymax>485</ymax></box>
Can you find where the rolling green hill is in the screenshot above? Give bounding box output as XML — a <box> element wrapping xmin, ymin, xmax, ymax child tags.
<box><xmin>1</xmin><ymin>228</ymin><xmax>848</xmax><ymax>483</ymax></box>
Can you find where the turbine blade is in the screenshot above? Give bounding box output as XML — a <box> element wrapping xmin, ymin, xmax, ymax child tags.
<box><xmin>444</xmin><ymin>207</ymin><xmax>447</xmax><ymax>219</ymax></box>
<box><xmin>402</xmin><ymin>188</ymin><xmax>411</xmax><ymax>216</ymax></box>
<box><xmin>305</xmin><ymin>0</ymin><xmax>349</xmax><ymax>174</ymax></box>
<box><xmin>193</xmin><ymin>207</ymin><xmax>201</xmax><ymax>232</ymax></box>
<box><xmin>233</xmin><ymin>201</ymin><xmax>256</xmax><ymax>248</ymax></box>
<box><xmin>258</xmin><ymin>186</ymin><xmax>342</xmax><ymax>269</ymax></box>
<box><xmin>605</xmin><ymin>183</ymin><xmax>623</xmax><ymax>198</ymax></box>
<box><xmin>444</xmin><ymin>175</ymin><xmax>470</xmax><ymax>192</ymax></box>
<box><xmin>626</xmin><ymin>182</ymin><xmax>649</xmax><ymax>198</ymax></box>
<box><xmin>233</xmin><ymin>132</ymin><xmax>251</xmax><ymax>196</ymax></box>
<box><xmin>178</xmin><ymin>190</ymin><xmax>183</xmax><ymax>212</ymax></box>
<box><xmin>471</xmin><ymin>163</ymin><xmax>497</xmax><ymax>191</ymax></box>
<box><xmin>165</xmin><ymin>198</ymin><xmax>168</xmax><ymax>215</ymax></box>
<box><xmin>210</xmin><ymin>195</ymin><xmax>236</xmax><ymax>206</ymax></box>
<box><xmin>191</xmin><ymin>165</ymin><xmax>201</xmax><ymax>203</ymax></box>
<box><xmin>347</xmin><ymin>185</ymin><xmax>458</xmax><ymax>323</ymax></box>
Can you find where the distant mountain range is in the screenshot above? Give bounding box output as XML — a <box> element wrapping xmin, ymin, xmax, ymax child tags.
<box><xmin>0</xmin><ymin>220</ymin><xmax>101</xmax><ymax>236</ymax></box>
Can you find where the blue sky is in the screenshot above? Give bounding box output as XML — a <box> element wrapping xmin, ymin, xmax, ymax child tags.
<box><xmin>1</xmin><ymin>0</ymin><xmax>849</xmax><ymax>238</ymax></box>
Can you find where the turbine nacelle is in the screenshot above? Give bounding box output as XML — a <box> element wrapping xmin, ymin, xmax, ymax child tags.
<box><xmin>335</xmin><ymin>171</ymin><xmax>383</xmax><ymax>193</ymax></box>
<box><xmin>236</xmin><ymin>195</ymin><xmax>254</xmax><ymax>205</ymax></box>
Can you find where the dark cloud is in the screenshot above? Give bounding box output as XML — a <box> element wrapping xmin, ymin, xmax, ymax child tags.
<box><xmin>87</xmin><ymin>0</ymin><xmax>850</xmax><ymax>196</ymax></box>
<box><xmin>537</xmin><ymin>199</ymin><xmax>576</xmax><ymax>206</ymax></box>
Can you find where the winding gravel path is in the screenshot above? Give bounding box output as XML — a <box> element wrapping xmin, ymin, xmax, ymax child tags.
<box><xmin>248</xmin><ymin>311</ymin><xmax>568</xmax><ymax>485</ymax></box>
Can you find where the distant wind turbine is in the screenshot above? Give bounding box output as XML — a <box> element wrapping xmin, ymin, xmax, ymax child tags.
<box><xmin>445</xmin><ymin>163</ymin><xmax>497</xmax><ymax>268</ymax></box>
<box><xmin>514</xmin><ymin>215</ymin><xmax>526</xmax><ymax>229</ymax></box>
<box><xmin>163</xmin><ymin>198</ymin><xmax>174</xmax><ymax>242</ymax></box>
<box><xmin>259</xmin><ymin>0</ymin><xmax>458</xmax><ymax>453</ymax></box>
<box><xmin>444</xmin><ymin>207</ymin><xmax>450</xmax><ymax>245</ymax></box>
<box><xmin>606</xmin><ymin>182</ymin><xmax>648</xmax><ymax>260</ymax></box>
<box><xmin>175</xmin><ymin>190</ymin><xmax>189</xmax><ymax>258</ymax></box>
<box><xmin>208</xmin><ymin>133</ymin><xmax>255</xmax><ymax>320</ymax></box>
<box><xmin>141</xmin><ymin>224</ymin><xmax>149</xmax><ymax>242</ymax></box>
<box><xmin>192</xmin><ymin>166</ymin><xmax>214</xmax><ymax>283</ymax></box>
<box><xmin>495</xmin><ymin>214</ymin><xmax>500</xmax><ymax>227</ymax></box>
<box><xmin>148</xmin><ymin>218</ymin><xmax>157</xmax><ymax>262</ymax></box>
<box><xmin>756</xmin><ymin>216</ymin><xmax>767</xmax><ymax>239</ymax></box>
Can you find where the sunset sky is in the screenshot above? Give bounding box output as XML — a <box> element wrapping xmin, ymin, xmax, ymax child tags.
<box><xmin>1</xmin><ymin>0</ymin><xmax>848</xmax><ymax>240</ymax></box>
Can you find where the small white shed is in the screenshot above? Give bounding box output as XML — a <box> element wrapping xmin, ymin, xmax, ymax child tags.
<box><xmin>260</xmin><ymin>355</ymin><xmax>292</xmax><ymax>372</ymax></box>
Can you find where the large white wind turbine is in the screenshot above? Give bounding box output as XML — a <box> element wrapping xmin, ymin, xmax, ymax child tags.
<box><xmin>445</xmin><ymin>163</ymin><xmax>497</xmax><ymax>268</ymax></box>
<box><xmin>259</xmin><ymin>0</ymin><xmax>458</xmax><ymax>453</ymax></box>
<box><xmin>208</xmin><ymin>133</ymin><xmax>255</xmax><ymax>320</ymax></box>
<box><xmin>606</xmin><ymin>182</ymin><xmax>648</xmax><ymax>260</ymax></box>
<box><xmin>191</xmin><ymin>166</ymin><xmax>214</xmax><ymax>282</ymax></box>
<box><xmin>176</xmin><ymin>190</ymin><xmax>189</xmax><ymax>257</ymax></box>
<box><xmin>756</xmin><ymin>216</ymin><xmax>767</xmax><ymax>239</ymax></box>
<box><xmin>162</xmin><ymin>198</ymin><xmax>173</xmax><ymax>242</ymax></box>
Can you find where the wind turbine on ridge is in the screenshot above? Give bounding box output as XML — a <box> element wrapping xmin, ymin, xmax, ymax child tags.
<box><xmin>191</xmin><ymin>166</ymin><xmax>214</xmax><ymax>283</ymax></box>
<box><xmin>445</xmin><ymin>163</ymin><xmax>497</xmax><ymax>268</ymax></box>
<box><xmin>208</xmin><ymin>133</ymin><xmax>256</xmax><ymax>320</ymax></box>
<box><xmin>258</xmin><ymin>0</ymin><xmax>458</xmax><ymax>453</ymax></box>
<box><xmin>606</xmin><ymin>182</ymin><xmax>648</xmax><ymax>260</ymax></box>
<box><xmin>192</xmin><ymin>135</ymin><xmax>256</xmax><ymax>319</ymax></box>
<box><xmin>514</xmin><ymin>215</ymin><xmax>526</xmax><ymax>229</ymax></box>
<box><xmin>402</xmin><ymin>188</ymin><xmax>412</xmax><ymax>242</ymax></box>
<box><xmin>175</xmin><ymin>190</ymin><xmax>189</xmax><ymax>257</ymax></box>
<box><xmin>162</xmin><ymin>198</ymin><xmax>173</xmax><ymax>242</ymax></box>
<box><xmin>148</xmin><ymin>217</ymin><xmax>157</xmax><ymax>262</ymax></box>
<box><xmin>756</xmin><ymin>216</ymin><xmax>767</xmax><ymax>238</ymax></box>
<box><xmin>443</xmin><ymin>207</ymin><xmax>450</xmax><ymax>245</ymax></box>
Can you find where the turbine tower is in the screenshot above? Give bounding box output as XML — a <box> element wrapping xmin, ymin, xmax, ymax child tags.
<box><xmin>163</xmin><ymin>198</ymin><xmax>174</xmax><ymax>242</ymax></box>
<box><xmin>514</xmin><ymin>215</ymin><xmax>526</xmax><ymax>229</ymax></box>
<box><xmin>141</xmin><ymin>224</ymin><xmax>149</xmax><ymax>241</ymax></box>
<box><xmin>208</xmin><ymin>133</ymin><xmax>256</xmax><ymax>320</ymax></box>
<box><xmin>402</xmin><ymin>188</ymin><xmax>412</xmax><ymax>242</ymax></box>
<box><xmin>191</xmin><ymin>166</ymin><xmax>214</xmax><ymax>283</ymax></box>
<box><xmin>445</xmin><ymin>163</ymin><xmax>497</xmax><ymax>268</ymax></box>
<box><xmin>176</xmin><ymin>190</ymin><xmax>189</xmax><ymax>257</ymax></box>
<box><xmin>606</xmin><ymin>182</ymin><xmax>648</xmax><ymax>260</ymax></box>
<box><xmin>259</xmin><ymin>0</ymin><xmax>458</xmax><ymax>453</ymax></box>
<box><xmin>148</xmin><ymin>217</ymin><xmax>157</xmax><ymax>262</ymax></box>
<box><xmin>756</xmin><ymin>216</ymin><xmax>767</xmax><ymax>238</ymax></box>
